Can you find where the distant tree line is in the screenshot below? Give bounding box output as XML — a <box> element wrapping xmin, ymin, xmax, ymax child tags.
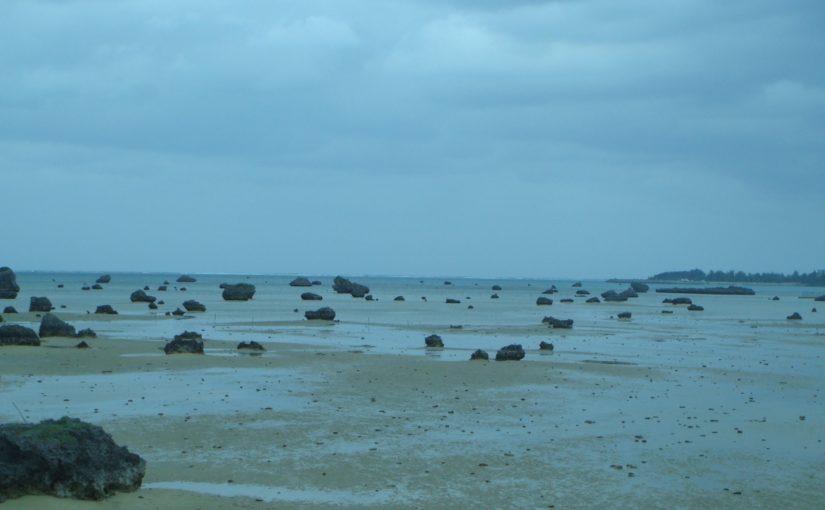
<box><xmin>649</xmin><ymin>269</ymin><xmax>825</xmax><ymax>285</ymax></box>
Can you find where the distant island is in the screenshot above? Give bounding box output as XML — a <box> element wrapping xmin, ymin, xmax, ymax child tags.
<box><xmin>643</xmin><ymin>269</ymin><xmax>825</xmax><ymax>286</ymax></box>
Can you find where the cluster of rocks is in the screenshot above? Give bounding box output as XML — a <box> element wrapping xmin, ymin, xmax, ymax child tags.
<box><xmin>630</xmin><ymin>281</ymin><xmax>650</xmax><ymax>293</ymax></box>
<box><xmin>663</xmin><ymin>297</ymin><xmax>693</xmax><ymax>305</ymax></box>
<box><xmin>332</xmin><ymin>276</ymin><xmax>369</xmax><ymax>298</ymax></box>
<box><xmin>542</xmin><ymin>316</ymin><xmax>574</xmax><ymax>329</ymax></box>
<box><xmin>655</xmin><ymin>286</ymin><xmax>755</xmax><ymax>296</ymax></box>
<box><xmin>164</xmin><ymin>331</ymin><xmax>204</xmax><ymax>354</ymax></box>
<box><xmin>601</xmin><ymin>288</ymin><xmax>638</xmax><ymax>302</ymax></box>
<box><xmin>221</xmin><ymin>283</ymin><xmax>256</xmax><ymax>301</ymax></box>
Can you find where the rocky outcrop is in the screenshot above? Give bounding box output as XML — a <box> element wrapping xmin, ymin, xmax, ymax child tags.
<box><xmin>182</xmin><ymin>300</ymin><xmax>206</xmax><ymax>312</ymax></box>
<box><xmin>0</xmin><ymin>267</ymin><xmax>20</xmax><ymax>299</ymax></box>
<box><xmin>425</xmin><ymin>334</ymin><xmax>444</xmax><ymax>348</ymax></box>
<box><xmin>630</xmin><ymin>282</ymin><xmax>650</xmax><ymax>293</ymax></box>
<box><xmin>305</xmin><ymin>307</ymin><xmax>336</xmax><ymax>321</ymax></box>
<box><xmin>332</xmin><ymin>276</ymin><xmax>369</xmax><ymax>298</ymax></box>
<box><xmin>289</xmin><ymin>277</ymin><xmax>313</xmax><ymax>287</ymax></box>
<box><xmin>495</xmin><ymin>344</ymin><xmax>525</xmax><ymax>361</ymax></box>
<box><xmin>586</xmin><ymin>297</ymin><xmax>600</xmax><ymax>303</ymax></box>
<box><xmin>536</xmin><ymin>297</ymin><xmax>553</xmax><ymax>306</ymax></box>
<box><xmin>221</xmin><ymin>283</ymin><xmax>256</xmax><ymax>301</ymax></box>
<box><xmin>663</xmin><ymin>297</ymin><xmax>693</xmax><ymax>305</ymax></box>
<box><xmin>39</xmin><ymin>313</ymin><xmax>77</xmax><ymax>338</ymax></box>
<box><xmin>237</xmin><ymin>341</ymin><xmax>265</xmax><ymax>351</ymax></box>
<box><xmin>301</xmin><ymin>292</ymin><xmax>323</xmax><ymax>301</ymax></box>
<box><xmin>3</xmin><ymin>306</ymin><xmax>17</xmax><ymax>314</ymax></box>
<box><xmin>542</xmin><ymin>316</ymin><xmax>574</xmax><ymax>329</ymax></box>
<box><xmin>655</xmin><ymin>286</ymin><xmax>755</xmax><ymax>296</ymax></box>
<box><xmin>29</xmin><ymin>297</ymin><xmax>54</xmax><ymax>313</ymax></box>
<box><xmin>470</xmin><ymin>349</ymin><xmax>489</xmax><ymax>360</ymax></box>
<box><xmin>0</xmin><ymin>417</ymin><xmax>145</xmax><ymax>502</ymax></box>
<box><xmin>815</xmin><ymin>295</ymin><xmax>825</xmax><ymax>302</ymax></box>
<box><xmin>541</xmin><ymin>288</ymin><xmax>557</xmax><ymax>295</ymax></box>
<box><xmin>176</xmin><ymin>275</ymin><xmax>197</xmax><ymax>283</ymax></box>
<box><xmin>129</xmin><ymin>290</ymin><xmax>156</xmax><ymax>303</ymax></box>
<box><xmin>600</xmin><ymin>290</ymin><xmax>627</xmax><ymax>302</ymax></box>
<box><xmin>539</xmin><ymin>341</ymin><xmax>554</xmax><ymax>351</ymax></box>
<box><xmin>688</xmin><ymin>304</ymin><xmax>704</xmax><ymax>311</ymax></box>
<box><xmin>164</xmin><ymin>331</ymin><xmax>204</xmax><ymax>354</ymax></box>
<box><xmin>0</xmin><ymin>325</ymin><xmax>40</xmax><ymax>346</ymax></box>
<box><xmin>787</xmin><ymin>312</ymin><xmax>802</xmax><ymax>320</ymax></box>
<box><xmin>94</xmin><ymin>305</ymin><xmax>118</xmax><ymax>315</ymax></box>
<box><xmin>96</xmin><ymin>275</ymin><xmax>111</xmax><ymax>284</ymax></box>
<box><xmin>617</xmin><ymin>312</ymin><xmax>632</xmax><ymax>320</ymax></box>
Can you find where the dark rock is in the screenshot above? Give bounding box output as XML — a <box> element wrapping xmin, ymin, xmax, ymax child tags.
<box><xmin>130</xmin><ymin>290</ymin><xmax>156</xmax><ymax>303</ymax></box>
<box><xmin>158</xmin><ymin>285</ymin><xmax>167</xmax><ymax>291</ymax></box>
<box><xmin>394</xmin><ymin>296</ymin><xmax>405</xmax><ymax>302</ymax></box>
<box><xmin>57</xmin><ymin>284</ymin><xmax>64</xmax><ymax>288</ymax></box>
<box><xmin>630</xmin><ymin>282</ymin><xmax>650</xmax><ymax>293</ymax></box>
<box><xmin>541</xmin><ymin>288</ymin><xmax>557</xmax><ymax>295</ymax></box>
<box><xmin>148</xmin><ymin>303</ymin><xmax>158</xmax><ymax>310</ymax></box>
<box><xmin>542</xmin><ymin>316</ymin><xmax>574</xmax><ymax>329</ymax></box>
<box><xmin>311</xmin><ymin>280</ymin><xmax>322</xmax><ymax>286</ymax></box>
<box><xmin>332</xmin><ymin>276</ymin><xmax>369</xmax><ymax>298</ymax></box>
<box><xmin>687</xmin><ymin>304</ymin><xmax>704</xmax><ymax>311</ymax></box>
<box><xmin>163</xmin><ymin>281</ymin><xmax>170</xmax><ymax>285</ymax></box>
<box><xmin>444</xmin><ymin>281</ymin><xmax>453</xmax><ymax>286</ymax></box>
<box><xmin>425</xmin><ymin>334</ymin><xmax>444</xmax><ymax>348</ymax></box>
<box><xmin>221</xmin><ymin>283</ymin><xmax>256</xmax><ymax>301</ymax></box>
<box><xmin>176</xmin><ymin>275</ymin><xmax>197</xmax><ymax>283</ymax></box>
<box><xmin>289</xmin><ymin>277</ymin><xmax>313</xmax><ymax>287</ymax></box>
<box><xmin>76</xmin><ymin>329</ymin><xmax>97</xmax><ymax>339</ymax></box>
<box><xmin>81</xmin><ymin>286</ymin><xmax>91</xmax><ymax>291</ymax></box>
<box><xmin>495</xmin><ymin>344</ymin><xmax>525</xmax><ymax>361</ymax></box>
<box><xmin>301</xmin><ymin>292</ymin><xmax>323</xmax><ymax>301</ymax></box>
<box><xmin>586</xmin><ymin>297</ymin><xmax>601</xmax><ymax>303</ymax></box>
<box><xmin>787</xmin><ymin>312</ymin><xmax>802</xmax><ymax>320</ymax></box>
<box><xmin>661</xmin><ymin>310</ymin><xmax>674</xmax><ymax>314</ymax></box>
<box><xmin>3</xmin><ymin>306</ymin><xmax>17</xmax><ymax>314</ymax></box>
<box><xmin>446</xmin><ymin>298</ymin><xmax>461</xmax><ymax>304</ymax></box>
<box><xmin>468</xmin><ymin>304</ymin><xmax>474</xmax><ymax>309</ymax></box>
<box><xmin>96</xmin><ymin>275</ymin><xmax>111</xmax><ymax>284</ymax></box>
<box><xmin>182</xmin><ymin>300</ymin><xmax>206</xmax><ymax>312</ymax></box>
<box><xmin>0</xmin><ymin>325</ymin><xmax>40</xmax><ymax>346</ymax></box>
<box><xmin>180</xmin><ymin>287</ymin><xmax>187</xmax><ymax>292</ymax></box>
<box><xmin>29</xmin><ymin>297</ymin><xmax>54</xmax><ymax>313</ymax></box>
<box><xmin>164</xmin><ymin>331</ymin><xmax>204</xmax><ymax>354</ymax></box>
<box><xmin>539</xmin><ymin>341</ymin><xmax>554</xmax><ymax>351</ymax></box>
<box><xmin>157</xmin><ymin>300</ymin><xmax>165</xmax><ymax>305</ymax></box>
<box><xmin>39</xmin><ymin>313</ymin><xmax>77</xmax><ymax>338</ymax></box>
<box><xmin>655</xmin><ymin>286</ymin><xmax>755</xmax><ymax>296</ymax></box>
<box><xmin>492</xmin><ymin>285</ymin><xmax>502</xmax><ymax>291</ymax></box>
<box><xmin>172</xmin><ymin>308</ymin><xmax>185</xmax><ymax>316</ymax></box>
<box><xmin>575</xmin><ymin>290</ymin><xmax>590</xmax><ymax>296</ymax></box>
<box><xmin>536</xmin><ymin>297</ymin><xmax>553</xmax><ymax>306</ymax></box>
<box><xmin>94</xmin><ymin>305</ymin><xmax>118</xmax><ymax>315</ymax></box>
<box><xmin>237</xmin><ymin>341</ymin><xmax>265</xmax><ymax>351</ymax></box>
<box><xmin>663</xmin><ymin>297</ymin><xmax>693</xmax><ymax>305</ymax></box>
<box><xmin>91</xmin><ymin>284</ymin><xmax>103</xmax><ymax>290</ymax></box>
<box><xmin>617</xmin><ymin>312</ymin><xmax>632</xmax><ymax>320</ymax></box>
<box><xmin>815</xmin><ymin>295</ymin><xmax>825</xmax><ymax>302</ymax></box>
<box><xmin>812</xmin><ymin>308</ymin><xmax>817</xmax><ymax>313</ymax></box>
<box><xmin>771</xmin><ymin>296</ymin><xmax>779</xmax><ymax>301</ymax></box>
<box><xmin>601</xmin><ymin>290</ymin><xmax>627</xmax><ymax>302</ymax></box>
<box><xmin>76</xmin><ymin>341</ymin><xmax>90</xmax><ymax>349</ymax></box>
<box><xmin>305</xmin><ymin>307</ymin><xmax>336</xmax><ymax>320</ymax></box>
<box><xmin>470</xmin><ymin>349</ymin><xmax>489</xmax><ymax>361</ymax></box>
<box><xmin>491</xmin><ymin>293</ymin><xmax>500</xmax><ymax>299</ymax></box>
<box><xmin>0</xmin><ymin>417</ymin><xmax>145</xmax><ymax>501</ymax></box>
<box><xmin>572</xmin><ymin>282</ymin><xmax>582</xmax><ymax>287</ymax></box>
<box><xmin>143</xmin><ymin>286</ymin><xmax>150</xmax><ymax>291</ymax></box>
<box><xmin>365</xmin><ymin>295</ymin><xmax>375</xmax><ymax>301</ymax></box>
<box><xmin>0</xmin><ymin>267</ymin><xmax>20</xmax><ymax>299</ymax></box>
<box><xmin>560</xmin><ymin>298</ymin><xmax>574</xmax><ymax>303</ymax></box>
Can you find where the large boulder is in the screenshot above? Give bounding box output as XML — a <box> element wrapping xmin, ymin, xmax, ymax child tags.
<box><xmin>130</xmin><ymin>290</ymin><xmax>156</xmax><ymax>303</ymax></box>
<box><xmin>332</xmin><ymin>276</ymin><xmax>369</xmax><ymax>298</ymax></box>
<box><xmin>0</xmin><ymin>325</ymin><xmax>40</xmax><ymax>346</ymax></box>
<box><xmin>221</xmin><ymin>283</ymin><xmax>256</xmax><ymax>301</ymax></box>
<box><xmin>164</xmin><ymin>331</ymin><xmax>204</xmax><ymax>354</ymax></box>
<box><xmin>0</xmin><ymin>267</ymin><xmax>20</xmax><ymax>299</ymax></box>
<box><xmin>176</xmin><ymin>275</ymin><xmax>197</xmax><ymax>283</ymax></box>
<box><xmin>815</xmin><ymin>295</ymin><xmax>825</xmax><ymax>302</ymax></box>
<box><xmin>630</xmin><ymin>282</ymin><xmax>650</xmax><ymax>293</ymax></box>
<box><xmin>542</xmin><ymin>316</ymin><xmax>574</xmax><ymax>329</ymax></box>
<box><xmin>94</xmin><ymin>305</ymin><xmax>118</xmax><ymax>315</ymax></box>
<box><xmin>289</xmin><ymin>277</ymin><xmax>313</xmax><ymax>287</ymax></box>
<box><xmin>425</xmin><ymin>334</ymin><xmax>444</xmax><ymax>348</ymax></box>
<box><xmin>182</xmin><ymin>300</ymin><xmax>206</xmax><ymax>312</ymax></box>
<box><xmin>301</xmin><ymin>292</ymin><xmax>323</xmax><ymax>301</ymax></box>
<box><xmin>0</xmin><ymin>417</ymin><xmax>145</xmax><ymax>502</ymax></box>
<box><xmin>536</xmin><ymin>297</ymin><xmax>553</xmax><ymax>306</ymax></box>
<box><xmin>29</xmin><ymin>297</ymin><xmax>54</xmax><ymax>313</ymax></box>
<box><xmin>96</xmin><ymin>275</ymin><xmax>111</xmax><ymax>284</ymax></box>
<box><xmin>3</xmin><ymin>306</ymin><xmax>17</xmax><ymax>314</ymax></box>
<box><xmin>305</xmin><ymin>307</ymin><xmax>336</xmax><ymax>320</ymax></box>
<box><xmin>495</xmin><ymin>344</ymin><xmax>525</xmax><ymax>361</ymax></box>
<box><xmin>39</xmin><ymin>313</ymin><xmax>77</xmax><ymax>338</ymax></box>
<box><xmin>470</xmin><ymin>349</ymin><xmax>489</xmax><ymax>360</ymax></box>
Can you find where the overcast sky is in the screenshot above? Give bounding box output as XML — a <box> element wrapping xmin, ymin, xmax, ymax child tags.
<box><xmin>1</xmin><ymin>0</ymin><xmax>823</xmax><ymax>278</ymax></box>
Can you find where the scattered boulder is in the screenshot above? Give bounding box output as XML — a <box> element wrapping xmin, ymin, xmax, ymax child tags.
<box><xmin>182</xmin><ymin>300</ymin><xmax>206</xmax><ymax>312</ymax></box>
<box><xmin>332</xmin><ymin>276</ymin><xmax>369</xmax><ymax>298</ymax></box>
<box><xmin>661</xmin><ymin>310</ymin><xmax>674</xmax><ymax>314</ymax></box>
<box><xmin>771</xmin><ymin>296</ymin><xmax>780</xmax><ymax>301</ymax></box>
<box><xmin>815</xmin><ymin>295</ymin><xmax>825</xmax><ymax>302</ymax></box>
<box><xmin>655</xmin><ymin>286</ymin><xmax>755</xmax><ymax>296</ymax></box>
<box><xmin>365</xmin><ymin>295</ymin><xmax>375</xmax><ymax>301</ymax></box>
<box><xmin>586</xmin><ymin>297</ymin><xmax>601</xmax><ymax>304</ymax></box>
<box><xmin>76</xmin><ymin>340</ymin><xmax>90</xmax><ymax>349</ymax></box>
<box><xmin>39</xmin><ymin>313</ymin><xmax>77</xmax><ymax>338</ymax></box>
<box><xmin>470</xmin><ymin>349</ymin><xmax>489</xmax><ymax>361</ymax></box>
<box><xmin>492</xmin><ymin>285</ymin><xmax>502</xmax><ymax>291</ymax></box>
<box><xmin>617</xmin><ymin>312</ymin><xmax>632</xmax><ymax>320</ymax></box>
<box><xmin>572</xmin><ymin>282</ymin><xmax>582</xmax><ymax>287</ymax></box>
<box><xmin>237</xmin><ymin>341</ymin><xmax>265</xmax><ymax>351</ymax></box>
<box><xmin>491</xmin><ymin>293</ymin><xmax>500</xmax><ymax>299</ymax></box>
<box><xmin>536</xmin><ymin>297</ymin><xmax>553</xmax><ymax>306</ymax></box>
<box><xmin>91</xmin><ymin>284</ymin><xmax>103</xmax><ymax>290</ymax></box>
<box><xmin>301</xmin><ymin>292</ymin><xmax>323</xmax><ymax>301</ymax></box>
<box><xmin>812</xmin><ymin>308</ymin><xmax>817</xmax><ymax>313</ymax></box>
<box><xmin>541</xmin><ymin>288</ymin><xmax>557</xmax><ymax>295</ymax></box>
<box><xmin>539</xmin><ymin>341</ymin><xmax>554</xmax><ymax>351</ymax></box>
<box><xmin>560</xmin><ymin>298</ymin><xmax>574</xmax><ymax>303</ymax></box>
<box><xmin>311</xmin><ymin>280</ymin><xmax>322</xmax><ymax>286</ymax></box>
<box><xmin>663</xmin><ymin>297</ymin><xmax>693</xmax><ymax>305</ymax></box>
<box><xmin>305</xmin><ymin>307</ymin><xmax>336</xmax><ymax>321</ymax></box>
<box><xmin>0</xmin><ymin>267</ymin><xmax>20</xmax><ymax>299</ymax></box>
<box><xmin>688</xmin><ymin>304</ymin><xmax>704</xmax><ymax>311</ymax></box>
<box><xmin>94</xmin><ymin>305</ymin><xmax>118</xmax><ymax>315</ymax></box>
<box><xmin>289</xmin><ymin>277</ymin><xmax>313</xmax><ymax>287</ymax></box>
<box><xmin>172</xmin><ymin>308</ymin><xmax>186</xmax><ymax>316</ymax></box>
<box><xmin>0</xmin><ymin>417</ymin><xmax>146</xmax><ymax>501</ymax></box>
<box><xmin>29</xmin><ymin>297</ymin><xmax>54</xmax><ymax>313</ymax></box>
<box><xmin>630</xmin><ymin>282</ymin><xmax>650</xmax><ymax>293</ymax></box>
<box><xmin>425</xmin><ymin>334</ymin><xmax>444</xmax><ymax>348</ymax></box>
<box><xmin>176</xmin><ymin>275</ymin><xmax>197</xmax><ymax>283</ymax></box>
<box><xmin>444</xmin><ymin>281</ymin><xmax>453</xmax><ymax>286</ymax></box>
<box><xmin>57</xmin><ymin>284</ymin><xmax>64</xmax><ymax>288</ymax></box>
<box><xmin>787</xmin><ymin>312</ymin><xmax>802</xmax><ymax>320</ymax></box>
<box><xmin>76</xmin><ymin>329</ymin><xmax>97</xmax><ymax>338</ymax></box>
<box><xmin>391</xmin><ymin>296</ymin><xmax>404</xmax><ymax>302</ymax></box>
<box><xmin>542</xmin><ymin>316</ymin><xmax>574</xmax><ymax>329</ymax></box>
<box><xmin>164</xmin><ymin>331</ymin><xmax>204</xmax><ymax>354</ymax></box>
<box><xmin>495</xmin><ymin>344</ymin><xmax>525</xmax><ymax>361</ymax></box>
<box><xmin>601</xmin><ymin>290</ymin><xmax>627</xmax><ymax>302</ymax></box>
<box><xmin>0</xmin><ymin>325</ymin><xmax>40</xmax><ymax>346</ymax></box>
<box><xmin>96</xmin><ymin>275</ymin><xmax>111</xmax><ymax>284</ymax></box>
<box><xmin>130</xmin><ymin>290</ymin><xmax>156</xmax><ymax>303</ymax></box>
<box><xmin>81</xmin><ymin>286</ymin><xmax>91</xmax><ymax>291</ymax></box>
<box><xmin>575</xmin><ymin>290</ymin><xmax>590</xmax><ymax>296</ymax></box>
<box><xmin>158</xmin><ymin>285</ymin><xmax>167</xmax><ymax>292</ymax></box>
<box><xmin>148</xmin><ymin>303</ymin><xmax>158</xmax><ymax>310</ymax></box>
<box><xmin>446</xmin><ymin>298</ymin><xmax>461</xmax><ymax>304</ymax></box>
<box><xmin>3</xmin><ymin>306</ymin><xmax>17</xmax><ymax>314</ymax></box>
<box><xmin>221</xmin><ymin>283</ymin><xmax>256</xmax><ymax>301</ymax></box>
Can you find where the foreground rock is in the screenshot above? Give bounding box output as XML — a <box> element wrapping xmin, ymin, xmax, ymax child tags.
<box><xmin>0</xmin><ymin>325</ymin><xmax>40</xmax><ymax>346</ymax></box>
<box><xmin>655</xmin><ymin>286</ymin><xmax>755</xmax><ymax>296</ymax></box>
<box><xmin>39</xmin><ymin>313</ymin><xmax>77</xmax><ymax>338</ymax></box>
<box><xmin>301</xmin><ymin>292</ymin><xmax>323</xmax><ymax>301</ymax></box>
<box><xmin>221</xmin><ymin>283</ymin><xmax>256</xmax><ymax>301</ymax></box>
<box><xmin>129</xmin><ymin>290</ymin><xmax>156</xmax><ymax>303</ymax></box>
<box><xmin>176</xmin><ymin>275</ymin><xmax>197</xmax><ymax>283</ymax></box>
<box><xmin>305</xmin><ymin>307</ymin><xmax>336</xmax><ymax>320</ymax></box>
<box><xmin>29</xmin><ymin>297</ymin><xmax>54</xmax><ymax>313</ymax></box>
<box><xmin>332</xmin><ymin>276</ymin><xmax>369</xmax><ymax>298</ymax></box>
<box><xmin>182</xmin><ymin>300</ymin><xmax>206</xmax><ymax>312</ymax></box>
<box><xmin>470</xmin><ymin>349</ymin><xmax>489</xmax><ymax>360</ymax></box>
<box><xmin>95</xmin><ymin>305</ymin><xmax>118</xmax><ymax>315</ymax></box>
<box><xmin>542</xmin><ymin>316</ymin><xmax>574</xmax><ymax>329</ymax></box>
<box><xmin>0</xmin><ymin>417</ymin><xmax>145</xmax><ymax>502</ymax></box>
<box><xmin>164</xmin><ymin>331</ymin><xmax>204</xmax><ymax>354</ymax></box>
<box><xmin>0</xmin><ymin>267</ymin><xmax>20</xmax><ymax>299</ymax></box>
<box><xmin>495</xmin><ymin>344</ymin><xmax>525</xmax><ymax>361</ymax></box>
<box><xmin>289</xmin><ymin>277</ymin><xmax>313</xmax><ymax>287</ymax></box>
<box><xmin>96</xmin><ymin>274</ymin><xmax>111</xmax><ymax>284</ymax></box>
<box><xmin>237</xmin><ymin>341</ymin><xmax>265</xmax><ymax>351</ymax></box>
<box><xmin>425</xmin><ymin>334</ymin><xmax>444</xmax><ymax>348</ymax></box>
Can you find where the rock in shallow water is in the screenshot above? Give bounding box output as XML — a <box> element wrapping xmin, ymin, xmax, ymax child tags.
<box><xmin>425</xmin><ymin>334</ymin><xmax>444</xmax><ymax>348</ymax></box>
<box><xmin>0</xmin><ymin>325</ymin><xmax>40</xmax><ymax>346</ymax></box>
<box><xmin>39</xmin><ymin>313</ymin><xmax>77</xmax><ymax>338</ymax></box>
<box><xmin>470</xmin><ymin>349</ymin><xmax>489</xmax><ymax>360</ymax></box>
<box><xmin>305</xmin><ymin>307</ymin><xmax>336</xmax><ymax>320</ymax></box>
<box><xmin>221</xmin><ymin>283</ymin><xmax>256</xmax><ymax>301</ymax></box>
<box><xmin>0</xmin><ymin>267</ymin><xmax>20</xmax><ymax>299</ymax></box>
<box><xmin>496</xmin><ymin>344</ymin><xmax>525</xmax><ymax>361</ymax></box>
<box><xmin>0</xmin><ymin>417</ymin><xmax>145</xmax><ymax>502</ymax></box>
<box><xmin>29</xmin><ymin>296</ymin><xmax>54</xmax><ymax>313</ymax></box>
